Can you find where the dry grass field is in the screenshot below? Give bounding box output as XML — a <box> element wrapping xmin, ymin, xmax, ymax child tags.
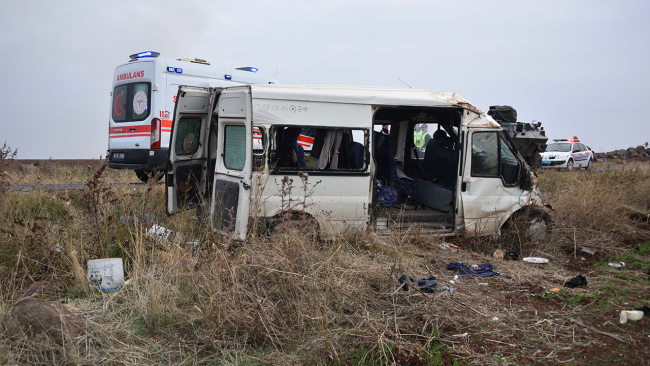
<box><xmin>0</xmin><ymin>148</ymin><xmax>649</xmax><ymax>365</ymax></box>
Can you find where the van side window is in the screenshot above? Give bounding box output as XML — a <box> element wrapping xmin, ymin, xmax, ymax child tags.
<box><xmin>499</xmin><ymin>135</ymin><xmax>520</xmax><ymax>185</ymax></box>
<box><xmin>269</xmin><ymin>126</ymin><xmax>367</xmax><ymax>173</ymax></box>
<box><xmin>224</xmin><ymin>125</ymin><xmax>246</xmax><ymax>170</ymax></box>
<box><xmin>471</xmin><ymin>132</ymin><xmax>499</xmax><ymax>177</ymax></box>
<box><xmin>174</xmin><ymin>117</ymin><xmax>201</xmax><ymax>156</ymax></box>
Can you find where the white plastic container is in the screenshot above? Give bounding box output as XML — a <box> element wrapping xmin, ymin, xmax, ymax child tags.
<box><xmin>620</xmin><ymin>310</ymin><xmax>644</xmax><ymax>324</ymax></box>
<box><xmin>87</xmin><ymin>258</ymin><xmax>124</xmax><ymax>291</ymax></box>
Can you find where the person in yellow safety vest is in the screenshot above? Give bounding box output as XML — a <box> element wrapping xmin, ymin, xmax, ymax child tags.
<box><xmin>414</xmin><ymin>123</ymin><xmax>432</xmax><ymax>156</ymax></box>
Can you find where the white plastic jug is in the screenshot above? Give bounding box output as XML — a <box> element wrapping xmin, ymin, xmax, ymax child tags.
<box><xmin>619</xmin><ymin>310</ymin><xmax>644</xmax><ymax>324</ymax></box>
<box><xmin>87</xmin><ymin>258</ymin><xmax>124</xmax><ymax>291</ymax></box>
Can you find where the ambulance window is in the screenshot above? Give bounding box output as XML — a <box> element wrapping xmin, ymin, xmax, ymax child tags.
<box><xmin>132</xmin><ymin>83</ymin><xmax>150</xmax><ymax>119</ymax></box>
<box><xmin>174</xmin><ymin>117</ymin><xmax>201</xmax><ymax>156</ymax></box>
<box><xmin>112</xmin><ymin>85</ymin><xmax>127</xmax><ymax>122</ymax></box>
<box><xmin>224</xmin><ymin>125</ymin><xmax>246</xmax><ymax>170</ymax></box>
<box><xmin>471</xmin><ymin>132</ymin><xmax>499</xmax><ymax>177</ymax></box>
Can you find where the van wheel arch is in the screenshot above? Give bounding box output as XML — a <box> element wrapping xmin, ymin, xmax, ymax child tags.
<box><xmin>267</xmin><ymin>210</ymin><xmax>321</xmax><ymax>240</ymax></box>
<box><xmin>500</xmin><ymin>206</ymin><xmax>552</xmax><ymax>244</ymax></box>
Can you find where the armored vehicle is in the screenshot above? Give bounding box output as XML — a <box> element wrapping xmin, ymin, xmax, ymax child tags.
<box><xmin>487</xmin><ymin>105</ymin><xmax>548</xmax><ymax>169</ymax></box>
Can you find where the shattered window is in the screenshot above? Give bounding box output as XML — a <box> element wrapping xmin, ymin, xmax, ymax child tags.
<box><xmin>269</xmin><ymin>126</ymin><xmax>367</xmax><ymax>173</ymax></box>
<box><xmin>500</xmin><ymin>135</ymin><xmax>520</xmax><ymax>185</ymax></box>
<box><xmin>471</xmin><ymin>132</ymin><xmax>499</xmax><ymax>177</ymax></box>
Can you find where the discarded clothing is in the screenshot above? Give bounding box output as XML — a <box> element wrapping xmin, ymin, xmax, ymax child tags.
<box><xmin>564</xmin><ymin>275</ymin><xmax>588</xmax><ymax>288</ymax></box>
<box><xmin>446</xmin><ymin>262</ymin><xmax>501</xmax><ymax>277</ymax></box>
<box><xmin>634</xmin><ymin>305</ymin><xmax>650</xmax><ymax>316</ymax></box>
<box><xmin>399</xmin><ymin>274</ymin><xmax>437</xmax><ymax>293</ymax></box>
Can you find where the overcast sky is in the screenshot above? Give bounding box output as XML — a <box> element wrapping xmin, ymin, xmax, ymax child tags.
<box><xmin>1</xmin><ymin>0</ymin><xmax>648</xmax><ymax>158</ymax></box>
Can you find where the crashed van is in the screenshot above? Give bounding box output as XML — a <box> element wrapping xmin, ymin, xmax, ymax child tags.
<box><xmin>166</xmin><ymin>85</ymin><xmax>549</xmax><ymax>241</ymax></box>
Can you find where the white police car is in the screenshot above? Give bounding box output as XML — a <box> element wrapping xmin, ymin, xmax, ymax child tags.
<box><xmin>541</xmin><ymin>139</ymin><xmax>593</xmax><ymax>170</ymax></box>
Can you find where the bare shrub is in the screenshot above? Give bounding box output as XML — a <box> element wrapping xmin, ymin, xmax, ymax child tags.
<box><xmin>0</xmin><ymin>142</ymin><xmax>17</xmax><ymax>197</ymax></box>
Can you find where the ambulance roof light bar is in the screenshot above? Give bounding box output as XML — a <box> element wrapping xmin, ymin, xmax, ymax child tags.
<box><xmin>553</xmin><ymin>138</ymin><xmax>580</xmax><ymax>142</ymax></box>
<box><xmin>129</xmin><ymin>51</ymin><xmax>160</xmax><ymax>59</ymax></box>
<box><xmin>236</xmin><ymin>67</ymin><xmax>258</xmax><ymax>72</ymax></box>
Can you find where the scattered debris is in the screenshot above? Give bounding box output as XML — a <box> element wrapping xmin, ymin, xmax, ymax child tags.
<box><xmin>633</xmin><ymin>305</ymin><xmax>650</xmax><ymax>316</ymax></box>
<box><xmin>493</xmin><ymin>249</ymin><xmax>504</xmax><ymax>259</ymax></box>
<box><xmin>478</xmin><ymin>283</ymin><xmax>488</xmax><ymax>286</ymax></box>
<box><xmin>579</xmin><ymin>246</ymin><xmax>596</xmax><ymax>255</ymax></box>
<box><xmin>87</xmin><ymin>258</ymin><xmax>124</xmax><ymax>291</ymax></box>
<box><xmin>504</xmin><ymin>251</ymin><xmax>519</xmax><ymax>261</ymax></box>
<box><xmin>398</xmin><ymin>274</ymin><xmax>437</xmax><ymax>293</ymax></box>
<box><xmin>620</xmin><ymin>310</ymin><xmax>644</xmax><ymax>324</ymax></box>
<box><xmin>439</xmin><ymin>243</ymin><xmax>460</xmax><ymax>252</ymax></box>
<box><xmin>446</xmin><ymin>262</ymin><xmax>501</xmax><ymax>277</ymax></box>
<box><xmin>147</xmin><ymin>224</ymin><xmax>183</xmax><ymax>241</ymax></box>
<box><xmin>608</xmin><ymin>261</ymin><xmax>626</xmax><ymax>269</ymax></box>
<box><xmin>550</xmin><ymin>288</ymin><xmax>561</xmax><ymax>293</ymax></box>
<box><xmin>564</xmin><ymin>275</ymin><xmax>588</xmax><ymax>288</ymax></box>
<box><xmin>491</xmin><ymin>317</ymin><xmax>499</xmax><ymax>321</ymax></box>
<box><xmin>522</xmin><ymin>257</ymin><xmax>549</xmax><ymax>264</ymax></box>
<box><xmin>436</xmin><ymin>285</ymin><xmax>456</xmax><ymax>292</ymax></box>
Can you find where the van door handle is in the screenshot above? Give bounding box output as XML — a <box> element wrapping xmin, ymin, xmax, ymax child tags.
<box><xmin>241</xmin><ymin>181</ymin><xmax>251</xmax><ymax>190</ymax></box>
<box><xmin>461</xmin><ymin>182</ymin><xmax>467</xmax><ymax>192</ymax></box>
<box><xmin>129</xmin><ymin>127</ymin><xmax>136</xmax><ymax>131</ymax></box>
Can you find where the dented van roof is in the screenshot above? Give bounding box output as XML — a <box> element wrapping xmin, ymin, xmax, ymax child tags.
<box><xmin>248</xmin><ymin>84</ymin><xmax>499</xmax><ymax>128</ymax></box>
<box><xmin>249</xmin><ymin>84</ymin><xmax>479</xmax><ymax>111</ymax></box>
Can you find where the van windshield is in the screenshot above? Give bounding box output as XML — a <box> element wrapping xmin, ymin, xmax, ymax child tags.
<box><xmin>112</xmin><ymin>82</ymin><xmax>151</xmax><ymax>122</ymax></box>
<box><xmin>546</xmin><ymin>143</ymin><xmax>572</xmax><ymax>152</ymax></box>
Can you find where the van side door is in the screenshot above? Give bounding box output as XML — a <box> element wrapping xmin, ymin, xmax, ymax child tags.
<box><xmin>211</xmin><ymin>87</ymin><xmax>253</xmax><ymax>241</ymax></box>
<box><xmin>165</xmin><ymin>86</ymin><xmax>213</xmax><ymax>215</ymax></box>
<box><xmin>460</xmin><ymin>129</ymin><xmax>527</xmax><ymax>236</ymax></box>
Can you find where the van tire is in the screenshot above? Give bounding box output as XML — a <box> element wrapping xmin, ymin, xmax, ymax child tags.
<box><xmin>502</xmin><ymin>207</ymin><xmax>552</xmax><ymax>245</ymax></box>
<box><xmin>523</xmin><ymin>208</ymin><xmax>552</xmax><ymax>243</ymax></box>
<box><xmin>584</xmin><ymin>158</ymin><xmax>592</xmax><ymax>171</ymax></box>
<box><xmin>135</xmin><ymin>170</ymin><xmax>149</xmax><ymax>183</ymax></box>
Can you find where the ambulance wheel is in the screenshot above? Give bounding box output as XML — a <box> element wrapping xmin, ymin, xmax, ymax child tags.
<box><xmin>135</xmin><ymin>170</ymin><xmax>149</xmax><ymax>183</ymax></box>
<box><xmin>566</xmin><ymin>159</ymin><xmax>574</xmax><ymax>171</ymax></box>
<box><xmin>135</xmin><ymin>169</ymin><xmax>163</xmax><ymax>183</ymax></box>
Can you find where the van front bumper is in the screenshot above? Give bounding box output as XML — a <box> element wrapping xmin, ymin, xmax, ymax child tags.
<box><xmin>107</xmin><ymin>148</ymin><xmax>169</xmax><ymax>170</ymax></box>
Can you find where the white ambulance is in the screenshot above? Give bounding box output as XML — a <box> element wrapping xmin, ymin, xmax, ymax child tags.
<box><xmin>107</xmin><ymin>51</ymin><xmax>276</xmax><ymax>181</ymax></box>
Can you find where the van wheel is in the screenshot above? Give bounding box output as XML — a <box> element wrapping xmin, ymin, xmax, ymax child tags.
<box><xmin>502</xmin><ymin>207</ymin><xmax>552</xmax><ymax>245</ymax></box>
<box><xmin>566</xmin><ymin>159</ymin><xmax>574</xmax><ymax>171</ymax></box>
<box><xmin>523</xmin><ymin>208</ymin><xmax>552</xmax><ymax>243</ymax></box>
<box><xmin>584</xmin><ymin>158</ymin><xmax>592</xmax><ymax>171</ymax></box>
<box><xmin>135</xmin><ymin>170</ymin><xmax>149</xmax><ymax>183</ymax></box>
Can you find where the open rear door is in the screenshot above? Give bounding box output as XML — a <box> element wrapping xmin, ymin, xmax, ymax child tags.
<box><xmin>211</xmin><ymin>86</ymin><xmax>253</xmax><ymax>240</ymax></box>
<box><xmin>166</xmin><ymin>86</ymin><xmax>213</xmax><ymax>215</ymax></box>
